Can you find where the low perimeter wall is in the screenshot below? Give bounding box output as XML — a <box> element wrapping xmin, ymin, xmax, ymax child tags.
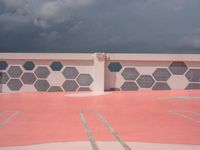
<box><xmin>0</xmin><ymin>53</ymin><xmax>200</xmax><ymax>93</ymax></box>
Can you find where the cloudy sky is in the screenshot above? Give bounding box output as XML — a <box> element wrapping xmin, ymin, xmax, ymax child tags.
<box><xmin>0</xmin><ymin>0</ymin><xmax>200</xmax><ymax>53</ymax></box>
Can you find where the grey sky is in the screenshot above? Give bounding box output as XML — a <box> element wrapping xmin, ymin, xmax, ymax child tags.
<box><xmin>0</xmin><ymin>0</ymin><xmax>200</xmax><ymax>53</ymax></box>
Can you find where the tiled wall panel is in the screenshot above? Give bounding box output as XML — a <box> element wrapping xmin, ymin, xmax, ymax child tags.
<box><xmin>0</xmin><ymin>60</ymin><xmax>94</xmax><ymax>93</ymax></box>
<box><xmin>1</xmin><ymin>56</ymin><xmax>200</xmax><ymax>93</ymax></box>
<box><xmin>106</xmin><ymin>61</ymin><xmax>200</xmax><ymax>91</ymax></box>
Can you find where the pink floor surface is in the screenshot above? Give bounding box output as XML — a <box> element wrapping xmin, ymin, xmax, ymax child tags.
<box><xmin>0</xmin><ymin>90</ymin><xmax>200</xmax><ymax>147</ymax></box>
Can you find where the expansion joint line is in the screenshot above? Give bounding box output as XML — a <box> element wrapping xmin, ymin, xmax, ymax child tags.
<box><xmin>169</xmin><ymin>110</ymin><xmax>200</xmax><ymax>123</ymax></box>
<box><xmin>96</xmin><ymin>112</ymin><xmax>132</xmax><ymax>150</ymax></box>
<box><xmin>80</xmin><ymin>111</ymin><xmax>100</xmax><ymax>150</ymax></box>
<box><xmin>80</xmin><ymin>110</ymin><xmax>132</xmax><ymax>150</ymax></box>
<box><xmin>0</xmin><ymin>111</ymin><xmax>19</xmax><ymax>128</ymax></box>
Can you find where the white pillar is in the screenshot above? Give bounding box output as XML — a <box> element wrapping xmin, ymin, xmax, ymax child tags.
<box><xmin>93</xmin><ymin>53</ymin><xmax>105</xmax><ymax>92</ymax></box>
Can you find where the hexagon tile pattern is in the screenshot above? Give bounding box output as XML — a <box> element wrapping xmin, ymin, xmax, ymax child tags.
<box><xmin>137</xmin><ymin>75</ymin><xmax>155</xmax><ymax>88</ymax></box>
<box><xmin>152</xmin><ymin>83</ymin><xmax>171</xmax><ymax>90</ymax></box>
<box><xmin>62</xmin><ymin>67</ymin><xmax>79</xmax><ymax>79</ymax></box>
<box><xmin>34</xmin><ymin>66</ymin><xmax>50</xmax><ymax>78</ymax></box>
<box><xmin>0</xmin><ymin>61</ymin><xmax>8</xmax><ymax>70</ymax></box>
<box><xmin>0</xmin><ymin>72</ymin><xmax>9</xmax><ymax>84</ymax></box>
<box><xmin>62</xmin><ymin>80</ymin><xmax>79</xmax><ymax>91</ymax></box>
<box><xmin>77</xmin><ymin>74</ymin><xmax>93</xmax><ymax>86</ymax></box>
<box><xmin>34</xmin><ymin>80</ymin><xmax>50</xmax><ymax>91</ymax></box>
<box><xmin>7</xmin><ymin>79</ymin><xmax>23</xmax><ymax>91</ymax></box>
<box><xmin>108</xmin><ymin>62</ymin><xmax>122</xmax><ymax>72</ymax></box>
<box><xmin>1</xmin><ymin>62</ymin><xmax>94</xmax><ymax>92</ymax></box>
<box><xmin>7</xmin><ymin>66</ymin><xmax>23</xmax><ymax>78</ymax></box>
<box><xmin>2</xmin><ymin>60</ymin><xmax>200</xmax><ymax>92</ymax></box>
<box><xmin>23</xmin><ymin>61</ymin><xmax>35</xmax><ymax>70</ymax></box>
<box><xmin>186</xmin><ymin>83</ymin><xmax>200</xmax><ymax>90</ymax></box>
<box><xmin>21</xmin><ymin>73</ymin><xmax>37</xmax><ymax>84</ymax></box>
<box><xmin>169</xmin><ymin>61</ymin><xmax>188</xmax><ymax>75</ymax></box>
<box><xmin>121</xmin><ymin>68</ymin><xmax>139</xmax><ymax>80</ymax></box>
<box><xmin>121</xmin><ymin>82</ymin><xmax>139</xmax><ymax>91</ymax></box>
<box><xmin>50</xmin><ymin>62</ymin><xmax>63</xmax><ymax>71</ymax></box>
<box><xmin>185</xmin><ymin>69</ymin><xmax>200</xmax><ymax>82</ymax></box>
<box><xmin>153</xmin><ymin>68</ymin><xmax>171</xmax><ymax>81</ymax></box>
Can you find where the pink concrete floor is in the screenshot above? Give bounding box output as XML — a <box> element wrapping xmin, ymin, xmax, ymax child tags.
<box><xmin>0</xmin><ymin>90</ymin><xmax>200</xmax><ymax>148</ymax></box>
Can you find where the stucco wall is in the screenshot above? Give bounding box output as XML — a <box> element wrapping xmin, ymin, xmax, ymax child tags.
<box><xmin>0</xmin><ymin>53</ymin><xmax>200</xmax><ymax>93</ymax></box>
<box><xmin>106</xmin><ymin>61</ymin><xmax>200</xmax><ymax>91</ymax></box>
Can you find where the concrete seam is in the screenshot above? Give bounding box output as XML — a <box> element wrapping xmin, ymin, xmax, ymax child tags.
<box><xmin>80</xmin><ymin>111</ymin><xmax>100</xmax><ymax>150</ymax></box>
<box><xmin>0</xmin><ymin>111</ymin><xmax>19</xmax><ymax>128</ymax></box>
<box><xmin>96</xmin><ymin>112</ymin><xmax>132</xmax><ymax>150</ymax></box>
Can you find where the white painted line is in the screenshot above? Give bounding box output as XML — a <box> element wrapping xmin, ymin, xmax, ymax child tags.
<box><xmin>96</xmin><ymin>112</ymin><xmax>132</xmax><ymax>150</ymax></box>
<box><xmin>1</xmin><ymin>141</ymin><xmax>200</xmax><ymax>150</ymax></box>
<box><xmin>159</xmin><ymin>96</ymin><xmax>200</xmax><ymax>101</ymax></box>
<box><xmin>0</xmin><ymin>92</ymin><xmax>19</xmax><ymax>96</ymax></box>
<box><xmin>80</xmin><ymin>111</ymin><xmax>100</xmax><ymax>150</ymax></box>
<box><xmin>65</xmin><ymin>92</ymin><xmax>111</xmax><ymax>97</ymax></box>
<box><xmin>169</xmin><ymin>110</ymin><xmax>200</xmax><ymax>123</ymax></box>
<box><xmin>0</xmin><ymin>111</ymin><xmax>19</xmax><ymax>128</ymax></box>
<box><xmin>0</xmin><ymin>93</ymin><xmax>10</xmax><ymax>96</ymax></box>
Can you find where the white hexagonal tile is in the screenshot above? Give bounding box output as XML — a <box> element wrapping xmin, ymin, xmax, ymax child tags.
<box><xmin>167</xmin><ymin>75</ymin><xmax>189</xmax><ymax>90</ymax></box>
<box><xmin>20</xmin><ymin>85</ymin><xmax>37</xmax><ymax>92</ymax></box>
<box><xmin>47</xmin><ymin>72</ymin><xmax>65</xmax><ymax>86</ymax></box>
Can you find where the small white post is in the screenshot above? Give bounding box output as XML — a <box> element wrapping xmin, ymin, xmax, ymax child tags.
<box><xmin>93</xmin><ymin>53</ymin><xmax>105</xmax><ymax>92</ymax></box>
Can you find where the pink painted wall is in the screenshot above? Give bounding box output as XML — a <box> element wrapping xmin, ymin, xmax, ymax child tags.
<box><xmin>0</xmin><ymin>53</ymin><xmax>200</xmax><ymax>93</ymax></box>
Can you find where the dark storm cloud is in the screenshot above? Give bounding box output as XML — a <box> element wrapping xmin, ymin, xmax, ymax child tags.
<box><xmin>0</xmin><ymin>0</ymin><xmax>200</xmax><ymax>53</ymax></box>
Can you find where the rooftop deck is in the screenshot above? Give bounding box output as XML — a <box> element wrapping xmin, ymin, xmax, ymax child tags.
<box><xmin>0</xmin><ymin>90</ymin><xmax>200</xmax><ymax>150</ymax></box>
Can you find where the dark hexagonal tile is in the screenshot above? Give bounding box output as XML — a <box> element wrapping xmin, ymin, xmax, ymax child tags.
<box><xmin>23</xmin><ymin>61</ymin><xmax>35</xmax><ymax>70</ymax></box>
<box><xmin>34</xmin><ymin>66</ymin><xmax>50</xmax><ymax>78</ymax></box>
<box><xmin>34</xmin><ymin>80</ymin><xmax>50</xmax><ymax>91</ymax></box>
<box><xmin>21</xmin><ymin>72</ymin><xmax>37</xmax><ymax>84</ymax></box>
<box><xmin>62</xmin><ymin>80</ymin><xmax>79</xmax><ymax>91</ymax></box>
<box><xmin>185</xmin><ymin>69</ymin><xmax>200</xmax><ymax>82</ymax></box>
<box><xmin>48</xmin><ymin>86</ymin><xmax>63</xmax><ymax>92</ymax></box>
<box><xmin>169</xmin><ymin>61</ymin><xmax>188</xmax><ymax>75</ymax></box>
<box><xmin>0</xmin><ymin>61</ymin><xmax>8</xmax><ymax>70</ymax></box>
<box><xmin>77</xmin><ymin>74</ymin><xmax>93</xmax><ymax>86</ymax></box>
<box><xmin>137</xmin><ymin>75</ymin><xmax>155</xmax><ymax>88</ymax></box>
<box><xmin>108</xmin><ymin>62</ymin><xmax>122</xmax><ymax>72</ymax></box>
<box><xmin>153</xmin><ymin>68</ymin><xmax>171</xmax><ymax>81</ymax></box>
<box><xmin>62</xmin><ymin>67</ymin><xmax>79</xmax><ymax>79</ymax></box>
<box><xmin>78</xmin><ymin>87</ymin><xmax>91</xmax><ymax>91</ymax></box>
<box><xmin>50</xmin><ymin>62</ymin><xmax>63</xmax><ymax>71</ymax></box>
<box><xmin>7</xmin><ymin>79</ymin><xmax>23</xmax><ymax>91</ymax></box>
<box><xmin>7</xmin><ymin>66</ymin><xmax>23</xmax><ymax>78</ymax></box>
<box><xmin>121</xmin><ymin>68</ymin><xmax>139</xmax><ymax>80</ymax></box>
<box><xmin>152</xmin><ymin>82</ymin><xmax>171</xmax><ymax>90</ymax></box>
<box><xmin>0</xmin><ymin>72</ymin><xmax>9</xmax><ymax>84</ymax></box>
<box><xmin>185</xmin><ymin>83</ymin><xmax>200</xmax><ymax>90</ymax></box>
<box><xmin>121</xmin><ymin>82</ymin><xmax>139</xmax><ymax>91</ymax></box>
